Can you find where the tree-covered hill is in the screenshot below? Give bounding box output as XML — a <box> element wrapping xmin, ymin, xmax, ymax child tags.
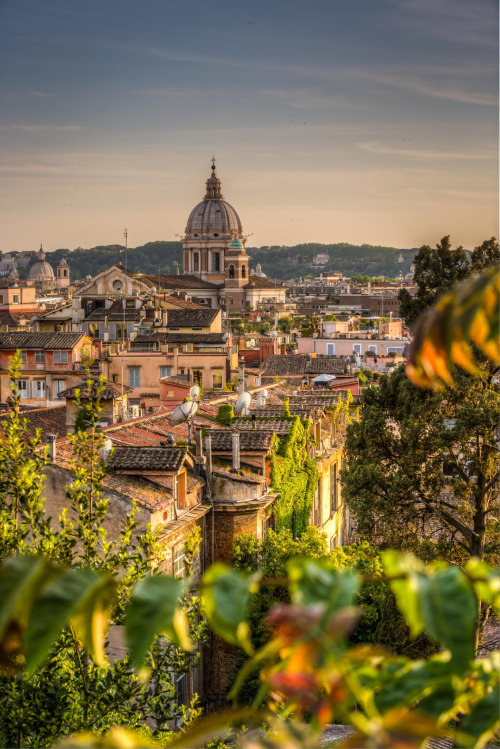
<box><xmin>246</xmin><ymin>242</ymin><xmax>417</xmax><ymax>280</ymax></box>
<box><xmin>13</xmin><ymin>241</ymin><xmax>417</xmax><ymax>282</ymax></box>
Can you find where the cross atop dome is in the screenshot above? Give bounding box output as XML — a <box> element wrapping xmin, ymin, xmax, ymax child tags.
<box><xmin>205</xmin><ymin>157</ymin><xmax>223</xmax><ymax>199</ymax></box>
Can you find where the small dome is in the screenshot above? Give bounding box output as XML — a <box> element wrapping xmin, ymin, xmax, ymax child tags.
<box><xmin>29</xmin><ymin>245</ymin><xmax>54</xmax><ymax>281</ymax></box>
<box><xmin>185</xmin><ymin>161</ymin><xmax>243</xmax><ymax>237</ymax></box>
<box><xmin>228</xmin><ymin>237</ymin><xmax>244</xmax><ymax>251</ymax></box>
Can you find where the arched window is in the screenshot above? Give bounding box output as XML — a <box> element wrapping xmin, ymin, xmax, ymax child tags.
<box><xmin>242</xmin><ymin>265</ymin><xmax>246</xmax><ymax>278</ymax></box>
<box><xmin>193</xmin><ymin>253</ymin><xmax>199</xmax><ymax>271</ymax></box>
<box><xmin>229</xmin><ymin>264</ymin><xmax>235</xmax><ymax>279</ymax></box>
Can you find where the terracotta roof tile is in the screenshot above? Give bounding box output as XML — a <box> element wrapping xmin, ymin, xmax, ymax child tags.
<box><xmin>0</xmin><ymin>332</ymin><xmax>89</xmax><ymax>350</ymax></box>
<box><xmin>107</xmin><ymin>445</ymin><xmax>186</xmax><ymax>472</ymax></box>
<box><xmin>208</xmin><ymin>430</ymin><xmax>272</xmax><ymax>452</ymax></box>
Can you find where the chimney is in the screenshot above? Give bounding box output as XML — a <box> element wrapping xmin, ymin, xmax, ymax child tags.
<box><xmin>238</xmin><ymin>356</ymin><xmax>245</xmax><ymax>394</ymax></box>
<box><xmin>162</xmin><ymin>309</ymin><xmax>168</xmax><ymax>327</ymax></box>
<box><xmin>204</xmin><ymin>433</ymin><xmax>212</xmax><ymax>477</ymax></box>
<box><xmin>194</xmin><ymin>428</ymin><xmax>205</xmax><ymax>466</ymax></box>
<box><xmin>46</xmin><ymin>434</ymin><xmax>57</xmax><ymax>461</ymax></box>
<box><xmin>231</xmin><ymin>430</ymin><xmax>240</xmax><ymax>472</ymax></box>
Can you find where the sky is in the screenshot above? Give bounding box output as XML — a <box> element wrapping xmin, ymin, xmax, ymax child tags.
<box><xmin>0</xmin><ymin>0</ymin><xmax>498</xmax><ymax>252</ymax></box>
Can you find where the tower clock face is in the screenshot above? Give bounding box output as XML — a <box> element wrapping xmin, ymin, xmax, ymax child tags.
<box><xmin>113</xmin><ymin>280</ymin><xmax>123</xmax><ymax>291</ymax></box>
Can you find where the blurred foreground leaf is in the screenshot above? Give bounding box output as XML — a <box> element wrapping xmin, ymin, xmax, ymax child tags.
<box><xmin>406</xmin><ymin>266</ymin><xmax>499</xmax><ymax>389</ymax></box>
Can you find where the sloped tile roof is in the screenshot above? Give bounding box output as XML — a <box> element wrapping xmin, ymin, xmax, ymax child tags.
<box><xmin>244</xmin><ymin>275</ymin><xmax>286</xmax><ymax>289</ymax></box>
<box><xmin>306</xmin><ymin>358</ymin><xmax>346</xmax><ymax>374</ymax></box>
<box><xmin>21</xmin><ymin>405</ymin><xmax>67</xmax><ymax>439</ymax></box>
<box><xmin>106</xmin><ymin>445</ymin><xmax>187</xmax><ymax>472</ymax></box>
<box><xmin>262</xmin><ymin>355</ymin><xmax>307</xmax><ymax>377</ymax></box>
<box><xmin>138</xmin><ymin>274</ymin><xmax>220</xmax><ymax>290</ymax></box>
<box><xmin>134</xmin><ymin>333</ymin><xmax>226</xmax><ymax>345</ymax></box>
<box><xmin>0</xmin><ymin>332</ymin><xmax>88</xmax><ymax>350</ymax></box>
<box><xmin>57</xmin><ymin>379</ymin><xmax>133</xmax><ymax>399</ymax></box>
<box><xmin>231</xmin><ymin>417</ymin><xmax>291</xmax><ymax>434</ymax></box>
<box><xmin>166</xmin><ymin>308</ymin><xmax>219</xmax><ymax>327</ymax></box>
<box><xmin>208</xmin><ymin>430</ymin><xmax>272</xmax><ymax>452</ymax></box>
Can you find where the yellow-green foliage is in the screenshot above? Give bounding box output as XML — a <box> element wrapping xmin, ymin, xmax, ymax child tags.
<box><xmin>216</xmin><ymin>403</ymin><xmax>234</xmax><ymax>426</ymax></box>
<box><xmin>269</xmin><ymin>416</ymin><xmax>319</xmax><ymax>537</ymax></box>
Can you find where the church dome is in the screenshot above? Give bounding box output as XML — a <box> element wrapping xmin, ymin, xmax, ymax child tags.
<box><xmin>185</xmin><ymin>161</ymin><xmax>243</xmax><ymax>237</ymax></box>
<box><xmin>29</xmin><ymin>245</ymin><xmax>55</xmax><ymax>282</ymax></box>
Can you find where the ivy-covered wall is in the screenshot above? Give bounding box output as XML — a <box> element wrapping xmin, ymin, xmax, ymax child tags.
<box><xmin>269</xmin><ymin>416</ymin><xmax>319</xmax><ymax>537</ymax></box>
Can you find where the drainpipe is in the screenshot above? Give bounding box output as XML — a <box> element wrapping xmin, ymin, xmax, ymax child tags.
<box><xmin>238</xmin><ymin>356</ymin><xmax>245</xmax><ymax>394</ymax></box>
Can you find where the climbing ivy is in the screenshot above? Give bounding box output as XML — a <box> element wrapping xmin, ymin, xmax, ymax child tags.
<box><xmin>269</xmin><ymin>417</ymin><xmax>319</xmax><ymax>537</ymax></box>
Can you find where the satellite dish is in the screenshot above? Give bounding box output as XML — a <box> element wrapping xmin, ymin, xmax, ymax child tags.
<box><xmin>168</xmin><ymin>400</ymin><xmax>198</xmax><ymax>426</ymax></box>
<box><xmin>234</xmin><ymin>392</ymin><xmax>252</xmax><ymax>415</ymax></box>
<box><xmin>256</xmin><ymin>395</ymin><xmax>266</xmax><ymax>410</ymax></box>
<box><xmin>149</xmin><ymin>286</ymin><xmax>157</xmax><ymax>294</ymax></box>
<box><xmin>260</xmin><ymin>389</ymin><xmax>269</xmax><ymax>399</ymax></box>
<box><xmin>190</xmin><ymin>384</ymin><xmax>200</xmax><ymax>400</ymax></box>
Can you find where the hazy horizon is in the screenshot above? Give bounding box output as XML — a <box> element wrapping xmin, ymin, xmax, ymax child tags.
<box><xmin>0</xmin><ymin>0</ymin><xmax>497</xmax><ymax>253</ymax></box>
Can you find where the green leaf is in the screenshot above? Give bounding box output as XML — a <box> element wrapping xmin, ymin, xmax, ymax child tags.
<box><xmin>382</xmin><ymin>551</ymin><xmax>426</xmax><ymax>637</ymax></box>
<box><xmin>287</xmin><ymin>559</ymin><xmax>359</xmax><ymax>614</ymax></box>
<box><xmin>466</xmin><ymin>558</ymin><xmax>500</xmax><ymax>608</ymax></box>
<box><xmin>25</xmin><ymin>567</ymin><xmax>117</xmax><ymax>672</ymax></box>
<box><xmin>459</xmin><ymin>685</ymin><xmax>500</xmax><ymax>749</ymax></box>
<box><xmin>0</xmin><ymin>555</ymin><xmax>61</xmax><ymax>640</ymax></box>
<box><xmin>201</xmin><ymin>563</ymin><xmax>259</xmax><ymax>654</ymax></box>
<box><xmin>126</xmin><ymin>574</ymin><xmax>191</xmax><ymax>668</ymax></box>
<box><xmin>416</xmin><ymin>566</ymin><xmax>477</xmax><ymax>674</ymax></box>
<box><xmin>375</xmin><ymin>656</ymin><xmax>454</xmax><ymax>714</ymax></box>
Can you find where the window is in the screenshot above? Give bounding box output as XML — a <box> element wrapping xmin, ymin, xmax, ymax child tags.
<box><xmin>160</xmin><ymin>366</ymin><xmax>173</xmax><ymax>379</ymax></box>
<box><xmin>53</xmin><ymin>350</ymin><xmax>68</xmax><ymax>364</ymax></box>
<box><xmin>212</xmin><ymin>252</ymin><xmax>220</xmax><ymax>272</ymax></box>
<box><xmin>116</xmin><ymin>323</ymin><xmax>126</xmax><ymax>340</ymax></box>
<box><xmin>33</xmin><ymin>380</ymin><xmax>46</xmax><ymax>398</ymax></box>
<box><xmin>353</xmin><ymin>344</ymin><xmax>362</xmax><ymax>355</ymax></box>
<box><xmin>20</xmin><ymin>351</ymin><xmax>27</xmax><ymax>364</ymax></box>
<box><xmin>18</xmin><ymin>380</ymin><xmax>30</xmax><ymax>398</ymax></box>
<box><xmin>112</xmin><ymin>374</ymin><xmax>118</xmax><ymax>383</ymax></box>
<box><xmin>327</xmin><ymin>343</ymin><xmax>335</xmax><ymax>356</ymax></box>
<box><xmin>63</xmin><ymin>269</ymin><xmax>68</xmax><ymax>277</ymax></box>
<box><xmin>192</xmin><ymin>369</ymin><xmax>203</xmax><ymax>384</ymax></box>
<box><xmin>229</xmin><ymin>264</ymin><xmax>235</xmax><ymax>279</ymax></box>
<box><xmin>387</xmin><ymin>346</ymin><xmax>404</xmax><ymax>355</ymax></box>
<box><xmin>128</xmin><ymin>366</ymin><xmax>141</xmax><ymax>388</ymax></box>
<box><xmin>193</xmin><ymin>253</ymin><xmax>199</xmax><ymax>271</ymax></box>
<box><xmin>35</xmin><ymin>351</ymin><xmax>46</xmax><ymax>363</ymax></box>
<box><xmin>212</xmin><ymin>370</ymin><xmax>223</xmax><ymax>389</ymax></box>
<box><xmin>13</xmin><ymin>294</ymin><xmax>19</xmax><ymax>304</ymax></box>
<box><xmin>330</xmin><ymin>463</ymin><xmax>338</xmax><ymax>513</ymax></box>
<box><xmin>262</xmin><ymin>515</ymin><xmax>273</xmax><ymax>537</ymax></box>
<box><xmin>368</xmin><ymin>345</ymin><xmax>377</xmax><ymax>353</ymax></box>
<box><xmin>53</xmin><ymin>380</ymin><xmax>66</xmax><ymax>397</ymax></box>
<box><xmin>173</xmin><ymin>543</ymin><xmax>185</xmax><ymax>579</ymax></box>
<box><xmin>0</xmin><ymin>295</ymin><xmax>3</xmax><ymax>303</ymax></box>
<box><xmin>241</xmin><ymin>265</ymin><xmax>246</xmax><ymax>278</ymax></box>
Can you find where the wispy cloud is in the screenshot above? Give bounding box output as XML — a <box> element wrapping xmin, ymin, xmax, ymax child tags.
<box><xmin>11</xmin><ymin>125</ymin><xmax>84</xmax><ymax>132</ymax></box>
<box><xmin>357</xmin><ymin>142</ymin><xmax>495</xmax><ymax>160</ymax></box>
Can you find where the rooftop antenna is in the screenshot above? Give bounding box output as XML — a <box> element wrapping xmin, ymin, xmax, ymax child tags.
<box><xmin>168</xmin><ymin>400</ymin><xmax>198</xmax><ymax>442</ymax></box>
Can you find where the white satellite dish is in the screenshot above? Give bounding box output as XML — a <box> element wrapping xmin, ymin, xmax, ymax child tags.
<box><xmin>190</xmin><ymin>384</ymin><xmax>200</xmax><ymax>400</ymax></box>
<box><xmin>234</xmin><ymin>392</ymin><xmax>252</xmax><ymax>415</ymax></box>
<box><xmin>168</xmin><ymin>400</ymin><xmax>198</xmax><ymax>427</ymax></box>
<box><xmin>260</xmin><ymin>389</ymin><xmax>269</xmax><ymax>399</ymax></box>
<box><xmin>256</xmin><ymin>395</ymin><xmax>266</xmax><ymax>410</ymax></box>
